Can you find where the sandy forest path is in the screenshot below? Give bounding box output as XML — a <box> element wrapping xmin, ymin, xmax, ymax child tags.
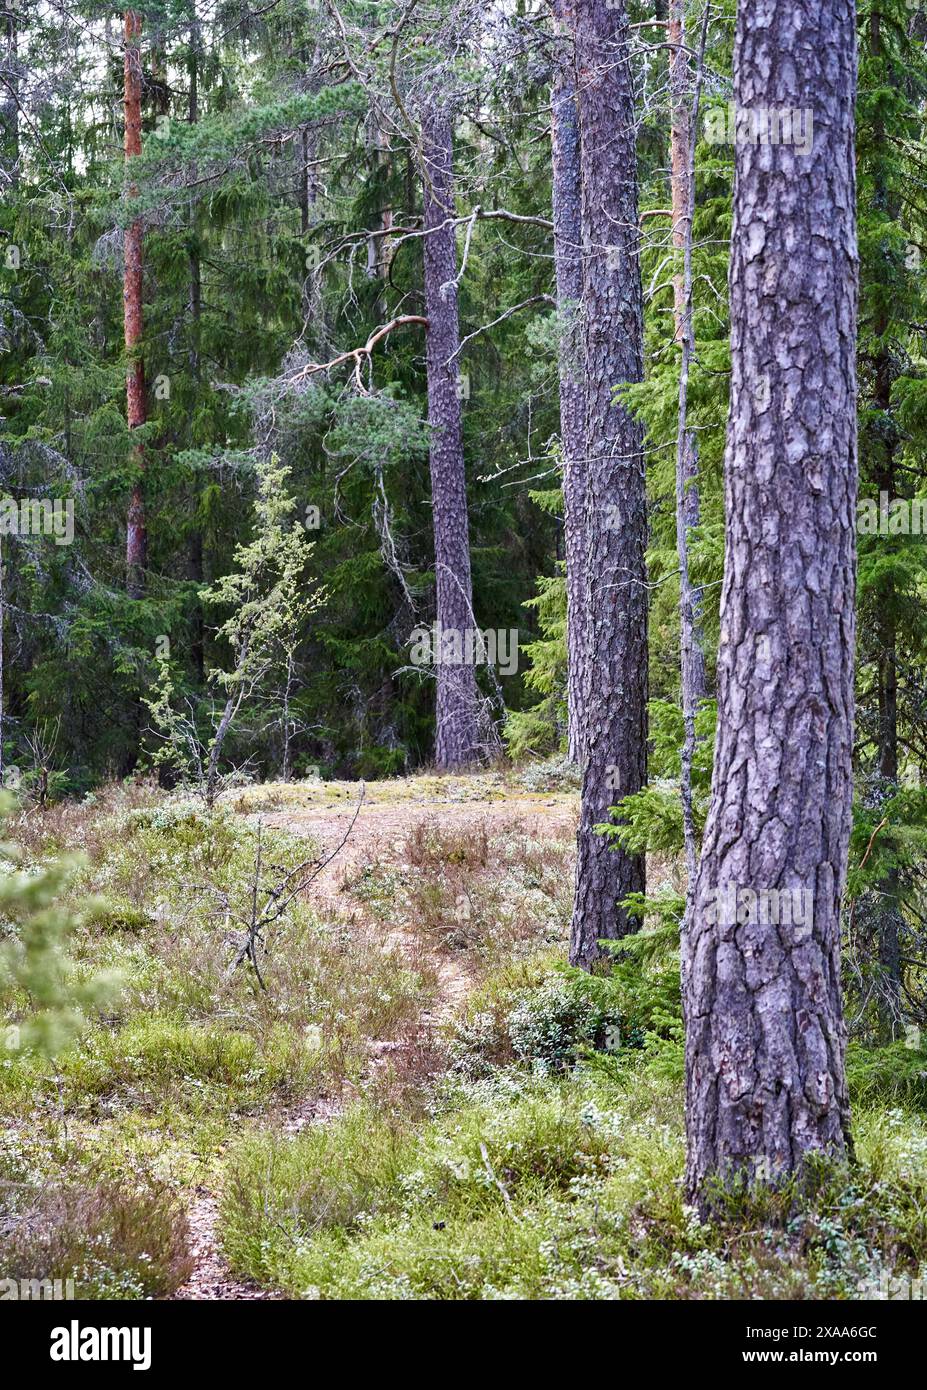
<box><xmin>173</xmin><ymin>772</ymin><xmax>578</xmax><ymax>1300</ymax></box>
<box><xmin>261</xmin><ymin>776</ymin><xmax>579</xmax><ymax>1015</ymax></box>
<box><xmin>261</xmin><ymin>776</ymin><xmax>577</xmax><ymax>891</ymax></box>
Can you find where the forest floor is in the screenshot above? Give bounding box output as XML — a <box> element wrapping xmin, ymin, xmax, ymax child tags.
<box><xmin>3</xmin><ymin>767</ymin><xmax>927</xmax><ymax>1301</ymax></box>
<box><xmin>174</xmin><ymin>770</ymin><xmax>578</xmax><ymax>1299</ymax></box>
<box><xmin>259</xmin><ymin>775</ymin><xmax>579</xmax><ymax>1018</ymax></box>
<box><xmin>0</xmin><ymin>766</ymin><xmax>593</xmax><ymax>1300</ymax></box>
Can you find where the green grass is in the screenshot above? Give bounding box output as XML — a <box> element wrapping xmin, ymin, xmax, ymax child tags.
<box><xmin>5</xmin><ymin>777</ymin><xmax>927</xmax><ymax>1302</ymax></box>
<box><xmin>220</xmin><ymin>1060</ymin><xmax>927</xmax><ymax>1300</ymax></box>
<box><xmin>0</xmin><ymin>784</ymin><xmax>448</xmax><ymax>1297</ymax></box>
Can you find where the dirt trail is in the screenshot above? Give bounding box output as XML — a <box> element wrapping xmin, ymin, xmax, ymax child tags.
<box><xmin>174</xmin><ymin>1192</ymin><xmax>279</xmax><ymax>1301</ymax></box>
<box><xmin>173</xmin><ymin>777</ymin><xmax>577</xmax><ymax>1300</ymax></box>
<box><xmin>262</xmin><ymin>786</ymin><xmax>578</xmax><ymax>904</ymax></box>
<box><xmin>262</xmin><ymin>786</ymin><xmax>576</xmax><ymax>1015</ymax></box>
<box><xmin>265</xmin><ymin>788</ymin><xmax>577</xmax><ymax>1015</ymax></box>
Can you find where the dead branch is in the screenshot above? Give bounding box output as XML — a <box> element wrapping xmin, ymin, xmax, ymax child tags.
<box><xmin>285</xmin><ymin>316</ymin><xmax>428</xmax><ymax>394</ymax></box>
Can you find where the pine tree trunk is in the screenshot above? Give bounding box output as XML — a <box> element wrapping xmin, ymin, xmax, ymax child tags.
<box><xmin>669</xmin><ymin>0</ymin><xmax>707</xmax><ymax>709</ymax></box>
<box><xmin>875</xmin><ymin>595</ymin><xmax>902</xmax><ymax>1030</ymax></box>
<box><xmin>872</xmin><ymin>352</ymin><xmax>902</xmax><ymax>1035</ymax></box>
<box><xmin>670</xmin><ymin>0</ymin><xmax>708</xmax><ymax>894</ymax></box>
<box><xmin>124</xmin><ymin>10</ymin><xmax>146</xmax><ymax>598</ymax></box>
<box><xmin>187</xmin><ymin>12</ymin><xmax>205</xmax><ymax>684</ymax></box>
<box><xmin>365</xmin><ymin>113</ymin><xmax>392</xmax><ymax>302</ymax></box>
<box><xmin>551</xmin><ymin>0</ymin><xmax>586</xmax><ymax>766</ymax></box>
<box><xmin>569</xmin><ymin>0</ymin><xmax>648</xmax><ymax>969</ymax></box>
<box><xmin>422</xmin><ymin>104</ymin><xmax>483</xmax><ymax>770</ymax></box>
<box><xmin>685</xmin><ymin>0</ymin><xmax>857</xmax><ymax>1204</ymax></box>
<box><xmin>868</xmin><ymin>11</ymin><xmax>903</xmax><ymax>1037</ymax></box>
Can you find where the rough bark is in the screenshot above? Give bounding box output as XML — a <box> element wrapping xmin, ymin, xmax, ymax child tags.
<box><xmin>421</xmin><ymin>104</ymin><xmax>483</xmax><ymax>770</ymax></box>
<box><xmin>670</xmin><ymin>0</ymin><xmax>708</xmax><ymax>698</ymax></box>
<box><xmin>670</xmin><ymin>0</ymin><xmax>709</xmax><ymax>894</ymax></box>
<box><xmin>568</xmin><ymin>0</ymin><xmax>647</xmax><ymax>969</ymax></box>
<box><xmin>685</xmin><ymin>0</ymin><xmax>857</xmax><ymax>1204</ymax></box>
<box><xmin>187</xmin><ymin>12</ymin><xmax>205</xmax><ymax>684</ymax></box>
<box><xmin>868</xmin><ymin>10</ymin><xmax>903</xmax><ymax>1036</ymax></box>
<box><xmin>124</xmin><ymin>10</ymin><xmax>146</xmax><ymax>598</ymax></box>
<box><xmin>551</xmin><ymin>0</ymin><xmax>586</xmax><ymax>766</ymax></box>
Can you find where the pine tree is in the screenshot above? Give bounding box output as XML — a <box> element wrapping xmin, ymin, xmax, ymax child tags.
<box><xmin>685</xmin><ymin>0</ymin><xmax>857</xmax><ymax>1204</ymax></box>
<box><xmin>569</xmin><ymin>0</ymin><xmax>648</xmax><ymax>969</ymax></box>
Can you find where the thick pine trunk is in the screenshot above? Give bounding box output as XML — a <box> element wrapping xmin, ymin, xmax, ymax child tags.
<box><xmin>685</xmin><ymin>0</ymin><xmax>857</xmax><ymax>1204</ymax></box>
<box><xmin>568</xmin><ymin>0</ymin><xmax>648</xmax><ymax>969</ymax></box>
<box><xmin>124</xmin><ymin>10</ymin><xmax>146</xmax><ymax>598</ymax></box>
<box><xmin>422</xmin><ymin>105</ymin><xmax>483</xmax><ymax>770</ymax></box>
<box><xmin>551</xmin><ymin>0</ymin><xmax>586</xmax><ymax>766</ymax></box>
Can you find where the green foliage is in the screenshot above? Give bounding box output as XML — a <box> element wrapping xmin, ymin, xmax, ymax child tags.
<box><xmin>596</xmin><ymin>698</ymin><xmax>716</xmax><ymax>857</ymax></box>
<box><xmin>504</xmin><ymin>568</ymin><xmax>568</xmax><ymax>758</ymax></box>
<box><xmin>221</xmin><ymin>1057</ymin><xmax>927</xmax><ymax>1301</ymax></box>
<box><xmin>847</xmin><ymin>1039</ymin><xmax>927</xmax><ymax>1109</ymax></box>
<box><xmin>202</xmin><ymin>452</ymin><xmax>321</xmax><ymax>688</ymax></box>
<box><xmin>145</xmin><ymin>454</ymin><xmax>321</xmax><ymax>798</ymax></box>
<box><xmin>0</xmin><ymin>797</ymin><xmax>121</xmax><ymax>1058</ymax></box>
<box><xmin>449</xmin><ymin>927</ymin><xmax>681</xmax><ymax>1082</ymax></box>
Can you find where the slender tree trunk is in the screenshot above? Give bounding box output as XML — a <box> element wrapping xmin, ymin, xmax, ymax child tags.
<box><xmin>868</xmin><ymin>11</ymin><xmax>903</xmax><ymax>1037</ymax></box>
<box><xmin>187</xmin><ymin>7</ymin><xmax>205</xmax><ymax>683</ymax></box>
<box><xmin>551</xmin><ymin>0</ymin><xmax>586</xmax><ymax>766</ymax></box>
<box><xmin>366</xmin><ymin>114</ymin><xmax>392</xmax><ymax>294</ymax></box>
<box><xmin>873</xmin><ymin>476</ymin><xmax>903</xmax><ymax>1034</ymax></box>
<box><xmin>282</xmin><ymin>650</ymin><xmax>295</xmax><ymax>782</ymax></box>
<box><xmin>670</xmin><ymin>0</ymin><xmax>709</xmax><ymax>895</ymax></box>
<box><xmin>421</xmin><ymin>104</ymin><xmax>483</xmax><ymax>770</ymax></box>
<box><xmin>873</xmin><ymin>350</ymin><xmax>902</xmax><ymax>1033</ymax></box>
<box><xmin>0</xmin><ymin>533</ymin><xmax>4</xmax><ymax>783</ymax></box>
<box><xmin>124</xmin><ymin>10</ymin><xmax>147</xmax><ymax>598</ymax></box>
<box><xmin>685</xmin><ymin>0</ymin><xmax>857</xmax><ymax>1205</ymax></box>
<box><xmin>568</xmin><ymin>0</ymin><xmax>648</xmax><ymax>969</ymax></box>
<box><xmin>1</xmin><ymin>1</ymin><xmax>19</xmax><ymax>188</ymax></box>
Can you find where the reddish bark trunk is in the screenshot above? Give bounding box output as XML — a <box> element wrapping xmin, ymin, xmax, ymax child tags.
<box><xmin>124</xmin><ymin>9</ymin><xmax>146</xmax><ymax>597</ymax></box>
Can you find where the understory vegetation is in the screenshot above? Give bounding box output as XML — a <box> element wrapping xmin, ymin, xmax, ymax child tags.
<box><xmin>2</xmin><ymin>770</ymin><xmax>926</xmax><ymax>1300</ymax></box>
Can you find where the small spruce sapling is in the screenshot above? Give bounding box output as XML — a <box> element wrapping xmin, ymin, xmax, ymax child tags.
<box><xmin>146</xmin><ymin>455</ymin><xmax>322</xmax><ymax>806</ymax></box>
